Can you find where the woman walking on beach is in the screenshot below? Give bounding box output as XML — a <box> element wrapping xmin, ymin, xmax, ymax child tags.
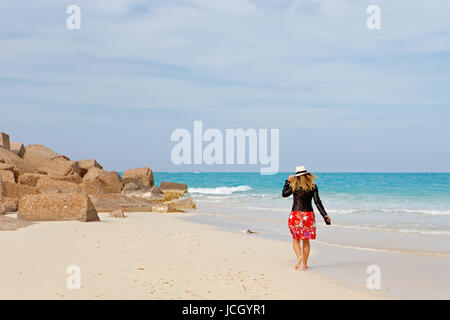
<box><xmin>282</xmin><ymin>166</ymin><xmax>331</xmax><ymax>270</ymax></box>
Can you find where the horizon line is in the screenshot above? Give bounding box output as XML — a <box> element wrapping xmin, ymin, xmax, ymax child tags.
<box><xmin>140</xmin><ymin>171</ymin><xmax>450</xmax><ymax>174</ymax></box>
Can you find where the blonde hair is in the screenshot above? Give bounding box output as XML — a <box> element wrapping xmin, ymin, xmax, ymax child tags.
<box><xmin>290</xmin><ymin>173</ymin><xmax>316</xmax><ymax>192</ymax></box>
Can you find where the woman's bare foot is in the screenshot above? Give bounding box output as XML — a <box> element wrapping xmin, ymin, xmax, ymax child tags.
<box><xmin>300</xmin><ymin>264</ymin><xmax>308</xmax><ymax>271</ymax></box>
<box><xmin>295</xmin><ymin>258</ymin><xmax>302</xmax><ymax>270</ymax></box>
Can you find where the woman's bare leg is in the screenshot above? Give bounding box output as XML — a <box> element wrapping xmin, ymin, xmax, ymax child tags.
<box><xmin>293</xmin><ymin>239</ymin><xmax>302</xmax><ymax>269</ymax></box>
<box><xmin>301</xmin><ymin>239</ymin><xmax>310</xmax><ymax>270</ymax></box>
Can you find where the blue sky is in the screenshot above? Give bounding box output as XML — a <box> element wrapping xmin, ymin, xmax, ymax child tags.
<box><xmin>0</xmin><ymin>0</ymin><xmax>449</xmax><ymax>172</ymax></box>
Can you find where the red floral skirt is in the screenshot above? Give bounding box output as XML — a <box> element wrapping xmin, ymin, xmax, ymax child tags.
<box><xmin>288</xmin><ymin>211</ymin><xmax>316</xmax><ymax>240</ymax></box>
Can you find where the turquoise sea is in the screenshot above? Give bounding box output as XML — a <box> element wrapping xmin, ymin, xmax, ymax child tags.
<box><xmin>153</xmin><ymin>172</ymin><xmax>450</xmax><ymax>254</ymax></box>
<box><xmin>148</xmin><ymin>172</ymin><xmax>450</xmax><ymax>298</ymax></box>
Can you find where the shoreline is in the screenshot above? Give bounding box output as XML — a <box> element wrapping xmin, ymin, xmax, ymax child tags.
<box><xmin>183</xmin><ymin>204</ymin><xmax>450</xmax><ymax>300</ymax></box>
<box><xmin>0</xmin><ymin>211</ymin><xmax>381</xmax><ymax>300</ymax></box>
<box><xmin>315</xmin><ymin>239</ymin><xmax>450</xmax><ymax>258</ymax></box>
<box><xmin>192</xmin><ymin>199</ymin><xmax>450</xmax><ymax>256</ymax></box>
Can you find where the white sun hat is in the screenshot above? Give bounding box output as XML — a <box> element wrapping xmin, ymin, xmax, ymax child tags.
<box><xmin>295</xmin><ymin>166</ymin><xmax>308</xmax><ymax>176</ymax></box>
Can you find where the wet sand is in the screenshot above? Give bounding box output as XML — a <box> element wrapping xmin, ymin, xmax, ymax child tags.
<box><xmin>185</xmin><ymin>205</ymin><xmax>450</xmax><ymax>300</ymax></box>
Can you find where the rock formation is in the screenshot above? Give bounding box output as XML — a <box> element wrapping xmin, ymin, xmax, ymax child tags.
<box><xmin>18</xmin><ymin>173</ymin><xmax>47</xmax><ymax>187</ymax></box>
<box><xmin>109</xmin><ymin>208</ymin><xmax>126</xmax><ymax>218</ymax></box>
<box><xmin>152</xmin><ymin>203</ymin><xmax>184</xmax><ymax>213</ymax></box>
<box><xmin>37</xmin><ymin>158</ymin><xmax>81</xmax><ymax>176</ymax></box>
<box><xmin>122</xmin><ymin>182</ymin><xmax>140</xmax><ymax>194</ymax></box>
<box><xmin>0</xmin><ymin>163</ymin><xmax>14</xmax><ymax>171</ymax></box>
<box><xmin>140</xmin><ymin>186</ymin><xmax>165</xmax><ymax>200</ymax></box>
<box><xmin>48</xmin><ymin>173</ymin><xmax>83</xmax><ymax>185</ymax></box>
<box><xmin>0</xmin><ymin>169</ymin><xmax>15</xmax><ymax>184</ymax></box>
<box><xmin>122</xmin><ymin>167</ymin><xmax>154</xmax><ymax>189</ymax></box>
<box><xmin>0</xmin><ymin>147</ymin><xmax>39</xmax><ymax>176</ymax></box>
<box><xmin>36</xmin><ymin>178</ymin><xmax>81</xmax><ymax>194</ymax></box>
<box><xmin>80</xmin><ymin>179</ymin><xmax>106</xmax><ymax>196</ymax></box>
<box><xmin>18</xmin><ymin>193</ymin><xmax>100</xmax><ymax>222</ymax></box>
<box><xmin>22</xmin><ymin>144</ymin><xmax>60</xmax><ymax>167</ymax></box>
<box><xmin>122</xmin><ymin>185</ymin><xmax>165</xmax><ymax>200</ymax></box>
<box><xmin>164</xmin><ymin>197</ymin><xmax>197</xmax><ymax>210</ymax></box>
<box><xmin>10</xmin><ymin>142</ymin><xmax>25</xmax><ymax>157</ymax></box>
<box><xmin>159</xmin><ymin>181</ymin><xmax>188</xmax><ymax>194</ymax></box>
<box><xmin>0</xmin><ymin>131</ymin><xmax>196</xmax><ymax>227</ymax></box>
<box><xmin>89</xmin><ymin>194</ymin><xmax>157</xmax><ymax>213</ymax></box>
<box><xmin>83</xmin><ymin>167</ymin><xmax>122</xmax><ymax>193</ymax></box>
<box><xmin>0</xmin><ymin>215</ymin><xmax>33</xmax><ymax>231</ymax></box>
<box><xmin>0</xmin><ymin>197</ymin><xmax>18</xmax><ymax>212</ymax></box>
<box><xmin>0</xmin><ymin>132</ymin><xmax>10</xmax><ymax>151</ymax></box>
<box><xmin>77</xmin><ymin>159</ymin><xmax>103</xmax><ymax>177</ymax></box>
<box><xmin>1</xmin><ymin>181</ymin><xmax>39</xmax><ymax>200</ymax></box>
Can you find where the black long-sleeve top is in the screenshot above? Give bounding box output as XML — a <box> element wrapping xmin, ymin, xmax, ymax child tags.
<box><xmin>282</xmin><ymin>180</ymin><xmax>329</xmax><ymax>222</ymax></box>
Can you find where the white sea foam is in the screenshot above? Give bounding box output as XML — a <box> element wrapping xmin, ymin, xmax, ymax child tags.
<box><xmin>188</xmin><ymin>185</ymin><xmax>252</xmax><ymax>195</ymax></box>
<box><xmin>330</xmin><ymin>223</ymin><xmax>450</xmax><ymax>236</ymax></box>
<box><xmin>195</xmin><ymin>201</ymin><xmax>450</xmax><ymax>217</ymax></box>
<box><xmin>380</xmin><ymin>208</ymin><xmax>450</xmax><ymax>216</ymax></box>
<box><xmin>316</xmin><ymin>240</ymin><xmax>450</xmax><ymax>257</ymax></box>
<box><xmin>326</xmin><ymin>208</ymin><xmax>450</xmax><ymax>216</ymax></box>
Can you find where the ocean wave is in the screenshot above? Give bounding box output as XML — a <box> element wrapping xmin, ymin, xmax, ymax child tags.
<box><xmin>316</xmin><ymin>240</ymin><xmax>450</xmax><ymax>258</ymax></box>
<box><xmin>327</xmin><ymin>208</ymin><xmax>450</xmax><ymax>216</ymax></box>
<box><xmin>188</xmin><ymin>185</ymin><xmax>252</xmax><ymax>195</ymax></box>
<box><xmin>380</xmin><ymin>209</ymin><xmax>450</xmax><ymax>216</ymax></box>
<box><xmin>194</xmin><ymin>202</ymin><xmax>450</xmax><ymax>217</ymax></box>
<box><xmin>330</xmin><ymin>223</ymin><xmax>450</xmax><ymax>236</ymax></box>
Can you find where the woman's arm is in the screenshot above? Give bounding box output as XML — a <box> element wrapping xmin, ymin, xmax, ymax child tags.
<box><xmin>313</xmin><ymin>186</ymin><xmax>331</xmax><ymax>225</ymax></box>
<box><xmin>282</xmin><ymin>180</ymin><xmax>292</xmax><ymax>197</ymax></box>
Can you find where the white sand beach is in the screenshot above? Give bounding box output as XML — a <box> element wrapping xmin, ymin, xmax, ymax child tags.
<box><xmin>2</xmin><ymin>0</ymin><xmax>449</xmax><ymax>304</ymax></box>
<box><xmin>0</xmin><ymin>211</ymin><xmax>381</xmax><ymax>300</ymax></box>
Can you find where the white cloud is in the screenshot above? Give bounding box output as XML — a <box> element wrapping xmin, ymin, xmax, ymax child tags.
<box><xmin>1</xmin><ymin>0</ymin><xmax>450</xmax><ymax>113</ymax></box>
